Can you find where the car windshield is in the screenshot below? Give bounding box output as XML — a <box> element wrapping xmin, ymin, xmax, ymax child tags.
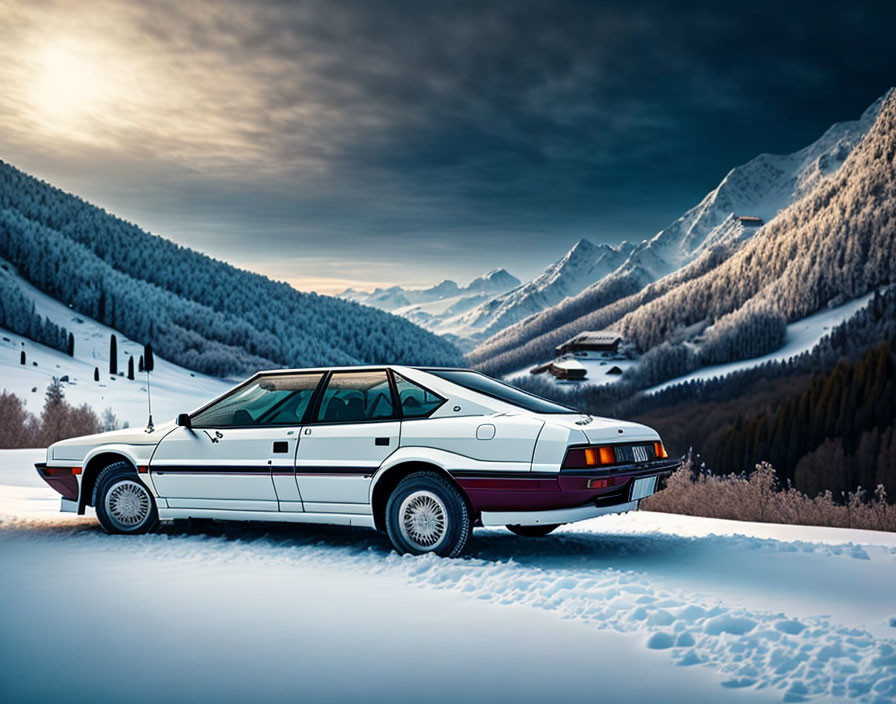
<box><xmin>426</xmin><ymin>370</ymin><xmax>576</xmax><ymax>414</ymax></box>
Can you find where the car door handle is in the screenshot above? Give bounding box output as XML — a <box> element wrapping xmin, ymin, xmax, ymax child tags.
<box><xmin>375</xmin><ymin>437</ymin><xmax>390</xmax><ymax>446</ymax></box>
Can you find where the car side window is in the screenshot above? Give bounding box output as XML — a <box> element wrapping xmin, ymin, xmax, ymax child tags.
<box><xmin>316</xmin><ymin>371</ymin><xmax>394</xmax><ymax>423</ymax></box>
<box><xmin>393</xmin><ymin>374</ymin><xmax>444</xmax><ymax>418</ymax></box>
<box><xmin>192</xmin><ymin>373</ymin><xmax>323</xmax><ymax>427</ymax></box>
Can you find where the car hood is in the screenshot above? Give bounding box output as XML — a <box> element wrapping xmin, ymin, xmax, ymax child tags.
<box><xmin>49</xmin><ymin>422</ymin><xmax>175</xmax><ymax>462</ymax></box>
<box><xmin>531</xmin><ymin>413</ymin><xmax>660</xmax><ymax>444</ymax></box>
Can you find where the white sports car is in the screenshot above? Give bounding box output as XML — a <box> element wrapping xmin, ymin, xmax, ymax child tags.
<box><xmin>36</xmin><ymin>366</ymin><xmax>677</xmax><ymax>556</ymax></box>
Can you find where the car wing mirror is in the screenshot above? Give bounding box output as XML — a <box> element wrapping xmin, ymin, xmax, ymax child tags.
<box><xmin>176</xmin><ymin>413</ymin><xmax>192</xmax><ymax>428</ymax></box>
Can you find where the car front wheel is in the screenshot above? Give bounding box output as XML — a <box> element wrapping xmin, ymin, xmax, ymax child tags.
<box><xmin>506</xmin><ymin>523</ymin><xmax>560</xmax><ymax>537</ymax></box>
<box><xmin>94</xmin><ymin>462</ymin><xmax>159</xmax><ymax>534</ymax></box>
<box><xmin>385</xmin><ymin>471</ymin><xmax>471</xmax><ymax>557</ymax></box>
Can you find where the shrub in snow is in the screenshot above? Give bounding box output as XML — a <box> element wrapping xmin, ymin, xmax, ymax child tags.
<box><xmin>101</xmin><ymin>407</ymin><xmax>121</xmax><ymax>432</ymax></box>
<box><xmin>644</xmin><ymin>456</ymin><xmax>896</xmax><ymax>532</ymax></box>
<box><xmin>0</xmin><ymin>382</ymin><xmax>100</xmax><ymax>448</ymax></box>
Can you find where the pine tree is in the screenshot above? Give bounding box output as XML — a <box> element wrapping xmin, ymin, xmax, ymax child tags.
<box><xmin>20</xmin><ymin>350</ymin><xmax>25</xmax><ymax>365</ymax></box>
<box><xmin>94</xmin><ymin>367</ymin><xmax>99</xmax><ymax>382</ymax></box>
<box><xmin>144</xmin><ymin>343</ymin><xmax>154</xmax><ymax>372</ymax></box>
<box><xmin>67</xmin><ymin>332</ymin><xmax>74</xmax><ymax>357</ymax></box>
<box><xmin>127</xmin><ymin>356</ymin><xmax>134</xmax><ymax>380</ymax></box>
<box><xmin>109</xmin><ymin>334</ymin><xmax>117</xmax><ymax>375</ymax></box>
<box><xmin>138</xmin><ymin>355</ymin><xmax>144</xmax><ymax>373</ymax></box>
<box><xmin>45</xmin><ymin>377</ymin><xmax>64</xmax><ymax>408</ymax></box>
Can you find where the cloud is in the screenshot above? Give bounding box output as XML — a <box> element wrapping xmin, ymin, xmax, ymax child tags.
<box><xmin>1</xmin><ymin>0</ymin><xmax>894</xmax><ymax>289</ymax></box>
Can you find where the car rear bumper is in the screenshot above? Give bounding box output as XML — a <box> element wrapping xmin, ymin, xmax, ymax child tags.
<box><xmin>456</xmin><ymin>458</ymin><xmax>679</xmax><ymax>517</ymax></box>
<box><xmin>481</xmin><ymin>499</ymin><xmax>638</xmax><ymax>527</ymax></box>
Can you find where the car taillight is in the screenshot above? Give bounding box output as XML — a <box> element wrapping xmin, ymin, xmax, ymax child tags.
<box><xmin>654</xmin><ymin>441</ymin><xmax>668</xmax><ymax>459</ymax></box>
<box><xmin>562</xmin><ymin>445</ymin><xmax>617</xmax><ymax>469</ymax></box>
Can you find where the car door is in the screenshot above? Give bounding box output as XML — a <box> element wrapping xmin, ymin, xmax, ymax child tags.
<box><xmin>151</xmin><ymin>372</ymin><xmax>323</xmax><ymax>512</ymax></box>
<box><xmin>295</xmin><ymin>369</ymin><xmax>399</xmax><ymax>512</ymax></box>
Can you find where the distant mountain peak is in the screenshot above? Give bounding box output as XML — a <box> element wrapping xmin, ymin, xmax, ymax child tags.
<box><xmin>466</xmin><ymin>268</ymin><xmax>521</xmax><ymax>293</ymax></box>
<box><xmin>567</xmin><ymin>238</ymin><xmax>597</xmax><ymax>254</ymax></box>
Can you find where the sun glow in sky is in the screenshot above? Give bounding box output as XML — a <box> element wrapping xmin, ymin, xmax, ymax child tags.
<box><xmin>29</xmin><ymin>43</ymin><xmax>110</xmax><ymax>136</ymax></box>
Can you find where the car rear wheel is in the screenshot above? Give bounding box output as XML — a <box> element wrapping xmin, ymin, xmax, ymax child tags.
<box><xmin>506</xmin><ymin>523</ymin><xmax>560</xmax><ymax>537</ymax></box>
<box><xmin>385</xmin><ymin>471</ymin><xmax>471</xmax><ymax>557</ymax></box>
<box><xmin>94</xmin><ymin>462</ymin><xmax>159</xmax><ymax>534</ymax></box>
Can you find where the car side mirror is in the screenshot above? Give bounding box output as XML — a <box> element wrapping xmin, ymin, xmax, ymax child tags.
<box><xmin>176</xmin><ymin>413</ymin><xmax>192</xmax><ymax>428</ymax></box>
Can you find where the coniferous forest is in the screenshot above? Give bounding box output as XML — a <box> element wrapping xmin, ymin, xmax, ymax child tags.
<box><xmin>0</xmin><ymin>161</ymin><xmax>462</xmax><ymax>377</ymax></box>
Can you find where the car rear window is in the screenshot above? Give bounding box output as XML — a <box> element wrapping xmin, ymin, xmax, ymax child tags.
<box><xmin>427</xmin><ymin>370</ymin><xmax>575</xmax><ymax>414</ymax></box>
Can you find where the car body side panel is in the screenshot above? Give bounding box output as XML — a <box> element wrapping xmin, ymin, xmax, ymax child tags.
<box><xmin>399</xmin><ymin>414</ymin><xmax>543</xmax><ymax>464</ymax></box>
<box><xmin>295</xmin><ymin>420</ymin><xmax>400</xmax><ymax>506</ymax></box>
<box><xmin>150</xmin><ymin>426</ymin><xmax>285</xmax><ymax>510</ymax></box>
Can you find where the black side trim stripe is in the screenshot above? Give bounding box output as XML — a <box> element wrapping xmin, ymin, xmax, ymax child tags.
<box><xmin>452</xmin><ymin>471</ymin><xmax>558</xmax><ymax>480</ymax></box>
<box><xmin>296</xmin><ymin>467</ymin><xmax>373</xmax><ymax>475</ymax></box>
<box><xmin>151</xmin><ymin>465</ymin><xmax>374</xmax><ymax>476</ymax></box>
<box><xmin>152</xmin><ymin>465</ymin><xmax>284</xmax><ymax>474</ymax></box>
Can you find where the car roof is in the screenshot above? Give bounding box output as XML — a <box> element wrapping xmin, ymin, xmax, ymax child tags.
<box><xmin>250</xmin><ymin>365</ymin><xmax>475</xmax><ymax>376</ymax></box>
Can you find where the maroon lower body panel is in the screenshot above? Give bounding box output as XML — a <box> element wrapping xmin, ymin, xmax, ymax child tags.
<box><xmin>454</xmin><ymin>474</ymin><xmax>635</xmax><ymax>513</ymax></box>
<box><xmin>35</xmin><ymin>463</ymin><xmax>79</xmax><ymax>500</ymax></box>
<box><xmin>454</xmin><ymin>464</ymin><xmax>676</xmax><ymax>514</ymax></box>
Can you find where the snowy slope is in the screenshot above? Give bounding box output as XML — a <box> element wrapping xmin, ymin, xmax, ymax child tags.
<box><xmin>3</xmin><ymin>448</ymin><xmax>894</xmax><ymax>703</ymax></box>
<box><xmin>0</xmin><ymin>260</ymin><xmax>231</xmax><ymax>426</ymax></box>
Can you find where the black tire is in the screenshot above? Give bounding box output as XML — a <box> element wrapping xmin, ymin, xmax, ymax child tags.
<box><xmin>506</xmin><ymin>523</ymin><xmax>560</xmax><ymax>537</ymax></box>
<box><xmin>385</xmin><ymin>471</ymin><xmax>471</xmax><ymax>557</ymax></box>
<box><xmin>93</xmin><ymin>461</ymin><xmax>159</xmax><ymax>535</ymax></box>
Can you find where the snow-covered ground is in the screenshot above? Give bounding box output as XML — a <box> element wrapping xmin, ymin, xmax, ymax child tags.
<box><xmin>647</xmin><ymin>289</ymin><xmax>881</xmax><ymax>394</ymax></box>
<box><xmin>3</xmin><ymin>448</ymin><xmax>894</xmax><ymax>703</ymax></box>
<box><xmin>0</xmin><ymin>259</ymin><xmax>232</xmax><ymax>426</ymax></box>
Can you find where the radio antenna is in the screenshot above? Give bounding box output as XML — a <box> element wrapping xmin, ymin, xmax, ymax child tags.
<box><xmin>144</xmin><ymin>343</ymin><xmax>155</xmax><ymax>433</ymax></box>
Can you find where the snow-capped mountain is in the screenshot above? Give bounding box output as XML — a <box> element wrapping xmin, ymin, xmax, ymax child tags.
<box><xmin>338</xmin><ymin>269</ymin><xmax>522</xmax><ymax>348</ymax></box>
<box><xmin>340</xmin><ymin>268</ymin><xmax>520</xmax><ymax>312</ymax></box>
<box><xmin>464</xmin><ymin>268</ymin><xmax>521</xmax><ymax>294</ymax></box>
<box><xmin>469</xmin><ymin>91</ymin><xmax>887</xmax><ymax>372</ymax></box>
<box><xmin>400</xmin><ymin>93</ymin><xmax>884</xmax><ymax>354</ymax></box>
<box><xmin>447</xmin><ymin>238</ymin><xmax>635</xmax><ymax>341</ymax></box>
<box><xmin>619</xmin><ymin>93</ymin><xmax>884</xmax><ymax>280</ymax></box>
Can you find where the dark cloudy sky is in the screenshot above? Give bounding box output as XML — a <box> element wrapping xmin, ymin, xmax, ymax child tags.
<box><xmin>1</xmin><ymin>1</ymin><xmax>894</xmax><ymax>292</ymax></box>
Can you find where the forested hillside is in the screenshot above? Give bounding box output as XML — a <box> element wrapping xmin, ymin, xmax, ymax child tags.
<box><xmin>0</xmin><ymin>162</ymin><xmax>462</xmax><ymax>376</ymax></box>
<box><xmin>470</xmin><ymin>91</ymin><xmax>890</xmax><ymax>378</ymax></box>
